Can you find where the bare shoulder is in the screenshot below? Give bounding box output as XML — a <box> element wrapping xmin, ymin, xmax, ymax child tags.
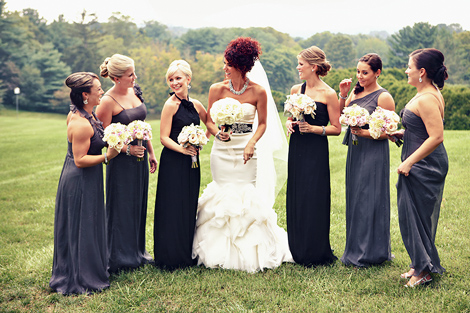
<box><xmin>250</xmin><ymin>81</ymin><xmax>266</xmax><ymax>96</ymax></box>
<box><xmin>190</xmin><ymin>98</ymin><xmax>206</xmax><ymax>111</ymax></box>
<box><xmin>68</xmin><ymin>113</ymin><xmax>93</xmax><ymax>137</ymax></box>
<box><xmin>290</xmin><ymin>84</ymin><xmax>302</xmax><ymax>95</ymax></box>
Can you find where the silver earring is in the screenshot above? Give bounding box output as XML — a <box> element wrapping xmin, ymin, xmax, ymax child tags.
<box><xmin>118</xmin><ymin>81</ymin><xmax>120</xmax><ymax>84</ymax></box>
<box><xmin>419</xmin><ymin>77</ymin><xmax>423</xmax><ymax>83</ymax></box>
<box><xmin>376</xmin><ymin>76</ymin><xmax>379</xmax><ymax>79</ymax></box>
<box><xmin>83</xmin><ymin>99</ymin><xmax>88</xmax><ymax>104</ymax></box>
<box><xmin>188</xmin><ymin>84</ymin><xmax>191</xmax><ymax>90</ymax></box>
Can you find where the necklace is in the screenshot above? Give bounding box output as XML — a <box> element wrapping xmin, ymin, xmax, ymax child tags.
<box><xmin>229</xmin><ymin>78</ymin><xmax>249</xmax><ymax>95</ymax></box>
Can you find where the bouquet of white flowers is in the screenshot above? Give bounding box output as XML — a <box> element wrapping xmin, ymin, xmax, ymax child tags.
<box><xmin>283</xmin><ymin>93</ymin><xmax>317</xmax><ymax>121</ymax></box>
<box><xmin>103</xmin><ymin>122</ymin><xmax>132</xmax><ymax>152</ymax></box>
<box><xmin>177</xmin><ymin>123</ymin><xmax>209</xmax><ymax>168</ymax></box>
<box><xmin>368</xmin><ymin>107</ymin><xmax>403</xmax><ymax>146</ymax></box>
<box><xmin>284</xmin><ymin>93</ymin><xmax>316</xmax><ymax>134</ymax></box>
<box><xmin>210</xmin><ymin>98</ymin><xmax>244</xmax><ymax>141</ymax></box>
<box><xmin>339</xmin><ymin>104</ymin><xmax>370</xmax><ymax>145</ymax></box>
<box><xmin>127</xmin><ymin>120</ymin><xmax>152</xmax><ymax>161</ymax></box>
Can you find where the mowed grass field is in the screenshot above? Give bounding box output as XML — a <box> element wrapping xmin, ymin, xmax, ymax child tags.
<box><xmin>1</xmin><ymin>109</ymin><xmax>469</xmax><ymax>312</ymax></box>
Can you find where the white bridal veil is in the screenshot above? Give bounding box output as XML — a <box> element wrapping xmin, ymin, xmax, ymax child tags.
<box><xmin>248</xmin><ymin>60</ymin><xmax>289</xmax><ymax>208</ymax></box>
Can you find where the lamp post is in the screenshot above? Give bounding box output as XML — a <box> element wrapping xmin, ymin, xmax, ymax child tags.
<box><xmin>14</xmin><ymin>87</ymin><xmax>20</xmax><ymax>118</ymax></box>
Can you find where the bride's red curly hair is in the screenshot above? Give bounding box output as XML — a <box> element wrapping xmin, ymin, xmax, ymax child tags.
<box><xmin>224</xmin><ymin>37</ymin><xmax>262</xmax><ymax>77</ymax></box>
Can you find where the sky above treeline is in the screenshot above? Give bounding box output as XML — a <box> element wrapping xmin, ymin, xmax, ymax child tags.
<box><xmin>6</xmin><ymin>0</ymin><xmax>469</xmax><ymax>38</ymax></box>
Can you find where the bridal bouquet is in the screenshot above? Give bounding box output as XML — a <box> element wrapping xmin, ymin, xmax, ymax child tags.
<box><xmin>127</xmin><ymin>120</ymin><xmax>153</xmax><ymax>161</ymax></box>
<box><xmin>103</xmin><ymin>122</ymin><xmax>132</xmax><ymax>152</ymax></box>
<box><xmin>210</xmin><ymin>98</ymin><xmax>244</xmax><ymax>141</ymax></box>
<box><xmin>339</xmin><ymin>104</ymin><xmax>370</xmax><ymax>145</ymax></box>
<box><xmin>368</xmin><ymin>107</ymin><xmax>403</xmax><ymax>146</ymax></box>
<box><xmin>283</xmin><ymin>94</ymin><xmax>316</xmax><ymax>134</ymax></box>
<box><xmin>177</xmin><ymin>123</ymin><xmax>209</xmax><ymax>168</ymax></box>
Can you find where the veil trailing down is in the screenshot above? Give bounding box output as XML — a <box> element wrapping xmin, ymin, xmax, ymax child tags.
<box><xmin>192</xmin><ymin>60</ymin><xmax>292</xmax><ymax>273</ymax></box>
<box><xmin>248</xmin><ymin>61</ymin><xmax>289</xmax><ymax>208</ymax></box>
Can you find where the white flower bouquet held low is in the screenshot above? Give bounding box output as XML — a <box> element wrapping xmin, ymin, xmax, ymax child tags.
<box><xmin>283</xmin><ymin>93</ymin><xmax>316</xmax><ymax>134</ymax></box>
<box><xmin>177</xmin><ymin>123</ymin><xmax>209</xmax><ymax>168</ymax></box>
<box><xmin>127</xmin><ymin>120</ymin><xmax>152</xmax><ymax>161</ymax></box>
<box><xmin>103</xmin><ymin>122</ymin><xmax>132</xmax><ymax>152</ymax></box>
<box><xmin>368</xmin><ymin>107</ymin><xmax>403</xmax><ymax>146</ymax></box>
<box><xmin>339</xmin><ymin>104</ymin><xmax>370</xmax><ymax>145</ymax></box>
<box><xmin>210</xmin><ymin>98</ymin><xmax>244</xmax><ymax>141</ymax></box>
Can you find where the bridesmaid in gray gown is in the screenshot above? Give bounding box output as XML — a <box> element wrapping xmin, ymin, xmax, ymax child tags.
<box><xmin>97</xmin><ymin>54</ymin><xmax>158</xmax><ymax>274</ymax></box>
<box><xmin>50</xmin><ymin>72</ymin><xmax>119</xmax><ymax>295</ymax></box>
<box><xmin>392</xmin><ymin>48</ymin><xmax>448</xmax><ymax>287</ymax></box>
<box><xmin>338</xmin><ymin>54</ymin><xmax>395</xmax><ymax>267</ymax></box>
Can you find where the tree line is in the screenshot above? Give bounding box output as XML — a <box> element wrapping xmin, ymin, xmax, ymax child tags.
<box><xmin>1</xmin><ymin>0</ymin><xmax>469</xmax><ymax>129</ymax></box>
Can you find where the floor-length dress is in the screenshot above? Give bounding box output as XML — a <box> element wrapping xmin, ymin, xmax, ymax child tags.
<box><xmin>104</xmin><ymin>87</ymin><xmax>153</xmax><ymax>274</ymax></box>
<box><xmin>192</xmin><ymin>102</ymin><xmax>293</xmax><ymax>273</ymax></box>
<box><xmin>286</xmin><ymin>83</ymin><xmax>337</xmax><ymax>266</ymax></box>
<box><xmin>50</xmin><ymin>106</ymin><xmax>108</xmax><ymax>295</ymax></box>
<box><xmin>341</xmin><ymin>89</ymin><xmax>392</xmax><ymax>267</ymax></box>
<box><xmin>397</xmin><ymin>108</ymin><xmax>448</xmax><ymax>275</ymax></box>
<box><xmin>154</xmin><ymin>98</ymin><xmax>200</xmax><ymax>270</ymax></box>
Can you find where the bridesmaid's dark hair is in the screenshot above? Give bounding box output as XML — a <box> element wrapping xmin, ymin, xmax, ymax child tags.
<box><xmin>224</xmin><ymin>37</ymin><xmax>261</xmax><ymax>78</ymax></box>
<box><xmin>65</xmin><ymin>72</ymin><xmax>99</xmax><ymax>108</ymax></box>
<box><xmin>353</xmin><ymin>53</ymin><xmax>382</xmax><ymax>95</ymax></box>
<box><xmin>410</xmin><ymin>48</ymin><xmax>448</xmax><ymax>89</ymax></box>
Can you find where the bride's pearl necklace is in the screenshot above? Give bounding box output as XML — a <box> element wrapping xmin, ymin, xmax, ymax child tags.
<box><xmin>229</xmin><ymin>78</ymin><xmax>250</xmax><ymax>95</ymax></box>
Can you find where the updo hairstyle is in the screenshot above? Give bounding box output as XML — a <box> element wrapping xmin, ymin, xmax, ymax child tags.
<box><xmin>354</xmin><ymin>53</ymin><xmax>382</xmax><ymax>95</ymax></box>
<box><xmin>410</xmin><ymin>48</ymin><xmax>448</xmax><ymax>89</ymax></box>
<box><xmin>65</xmin><ymin>72</ymin><xmax>99</xmax><ymax>108</ymax></box>
<box><xmin>224</xmin><ymin>37</ymin><xmax>262</xmax><ymax>78</ymax></box>
<box><xmin>298</xmin><ymin>46</ymin><xmax>331</xmax><ymax>77</ymax></box>
<box><xmin>100</xmin><ymin>54</ymin><xmax>134</xmax><ymax>81</ymax></box>
<box><xmin>165</xmin><ymin>60</ymin><xmax>192</xmax><ymax>88</ymax></box>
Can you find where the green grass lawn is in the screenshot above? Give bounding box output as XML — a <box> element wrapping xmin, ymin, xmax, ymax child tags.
<box><xmin>1</xmin><ymin>109</ymin><xmax>469</xmax><ymax>312</ymax></box>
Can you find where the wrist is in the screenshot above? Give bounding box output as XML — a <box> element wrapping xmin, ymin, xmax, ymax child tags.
<box><xmin>339</xmin><ymin>92</ymin><xmax>348</xmax><ymax>100</ymax></box>
<box><xmin>126</xmin><ymin>145</ymin><xmax>131</xmax><ymax>156</ymax></box>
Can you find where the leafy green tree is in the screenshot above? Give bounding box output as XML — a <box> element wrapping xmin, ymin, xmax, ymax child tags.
<box><xmin>387</xmin><ymin>22</ymin><xmax>437</xmax><ymax>68</ymax></box>
<box><xmin>355</xmin><ymin>37</ymin><xmax>390</xmax><ymax>65</ymax></box>
<box><xmin>299</xmin><ymin>32</ymin><xmax>334</xmax><ymax>50</ymax></box>
<box><xmin>101</xmin><ymin>13</ymin><xmax>138</xmax><ymax>47</ymax></box>
<box><xmin>324</xmin><ymin>35</ymin><xmax>356</xmax><ymax>69</ymax></box>
<box><xmin>262</xmin><ymin>47</ymin><xmax>299</xmax><ymax>94</ymax></box>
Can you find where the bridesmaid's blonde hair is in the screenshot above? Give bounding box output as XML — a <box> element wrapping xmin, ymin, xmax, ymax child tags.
<box><xmin>100</xmin><ymin>54</ymin><xmax>134</xmax><ymax>80</ymax></box>
<box><xmin>165</xmin><ymin>60</ymin><xmax>192</xmax><ymax>87</ymax></box>
<box><xmin>298</xmin><ymin>46</ymin><xmax>331</xmax><ymax>77</ymax></box>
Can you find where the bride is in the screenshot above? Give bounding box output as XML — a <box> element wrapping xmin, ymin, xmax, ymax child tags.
<box><xmin>192</xmin><ymin>37</ymin><xmax>292</xmax><ymax>272</ymax></box>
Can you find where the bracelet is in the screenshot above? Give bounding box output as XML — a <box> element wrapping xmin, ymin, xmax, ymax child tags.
<box><xmin>215</xmin><ymin>131</ymin><xmax>221</xmax><ymax>141</ymax></box>
<box><xmin>321</xmin><ymin>126</ymin><xmax>326</xmax><ymax>136</ymax></box>
<box><xmin>339</xmin><ymin>92</ymin><xmax>348</xmax><ymax>100</ymax></box>
<box><xmin>103</xmin><ymin>153</ymin><xmax>108</xmax><ymax>165</ymax></box>
<box><xmin>126</xmin><ymin>145</ymin><xmax>131</xmax><ymax>156</ymax></box>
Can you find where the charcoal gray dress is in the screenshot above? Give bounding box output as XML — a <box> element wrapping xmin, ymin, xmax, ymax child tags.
<box><xmin>50</xmin><ymin>106</ymin><xmax>108</xmax><ymax>295</ymax></box>
<box><xmin>340</xmin><ymin>88</ymin><xmax>393</xmax><ymax>267</ymax></box>
<box><xmin>104</xmin><ymin>85</ymin><xmax>153</xmax><ymax>274</ymax></box>
<box><xmin>397</xmin><ymin>108</ymin><xmax>448</xmax><ymax>275</ymax></box>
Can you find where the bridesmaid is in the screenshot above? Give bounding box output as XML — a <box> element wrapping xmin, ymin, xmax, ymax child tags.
<box><xmin>50</xmin><ymin>72</ymin><xmax>119</xmax><ymax>295</ymax></box>
<box><xmin>338</xmin><ymin>53</ymin><xmax>395</xmax><ymax>267</ymax></box>
<box><xmin>97</xmin><ymin>54</ymin><xmax>157</xmax><ymax>274</ymax></box>
<box><xmin>154</xmin><ymin>60</ymin><xmax>207</xmax><ymax>269</ymax></box>
<box><xmin>285</xmin><ymin>46</ymin><xmax>341</xmax><ymax>266</ymax></box>
<box><xmin>393</xmin><ymin>48</ymin><xmax>448</xmax><ymax>287</ymax></box>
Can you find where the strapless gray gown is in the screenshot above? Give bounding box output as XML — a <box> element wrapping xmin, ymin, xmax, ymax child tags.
<box><xmin>397</xmin><ymin>108</ymin><xmax>448</xmax><ymax>275</ymax></box>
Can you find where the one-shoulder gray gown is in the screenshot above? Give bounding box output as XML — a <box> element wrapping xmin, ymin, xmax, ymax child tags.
<box><xmin>341</xmin><ymin>89</ymin><xmax>393</xmax><ymax>267</ymax></box>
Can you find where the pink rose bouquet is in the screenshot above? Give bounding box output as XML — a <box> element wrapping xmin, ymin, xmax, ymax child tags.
<box><xmin>177</xmin><ymin>123</ymin><xmax>209</xmax><ymax>168</ymax></box>
<box><xmin>339</xmin><ymin>104</ymin><xmax>370</xmax><ymax>145</ymax></box>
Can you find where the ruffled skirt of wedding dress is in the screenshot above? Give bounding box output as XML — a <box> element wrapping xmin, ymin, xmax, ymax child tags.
<box><xmin>192</xmin><ymin>180</ymin><xmax>293</xmax><ymax>273</ymax></box>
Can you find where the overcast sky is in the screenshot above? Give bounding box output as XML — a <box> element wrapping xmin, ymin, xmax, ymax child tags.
<box><xmin>6</xmin><ymin>0</ymin><xmax>469</xmax><ymax>38</ymax></box>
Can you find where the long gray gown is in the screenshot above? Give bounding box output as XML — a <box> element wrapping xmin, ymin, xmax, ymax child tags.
<box><xmin>341</xmin><ymin>88</ymin><xmax>393</xmax><ymax>267</ymax></box>
<box><xmin>50</xmin><ymin>106</ymin><xmax>108</xmax><ymax>295</ymax></box>
<box><xmin>104</xmin><ymin>85</ymin><xmax>153</xmax><ymax>274</ymax></box>
<box><xmin>397</xmin><ymin>108</ymin><xmax>448</xmax><ymax>275</ymax></box>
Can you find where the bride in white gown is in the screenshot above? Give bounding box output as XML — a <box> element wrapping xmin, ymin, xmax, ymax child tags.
<box><xmin>192</xmin><ymin>37</ymin><xmax>293</xmax><ymax>272</ymax></box>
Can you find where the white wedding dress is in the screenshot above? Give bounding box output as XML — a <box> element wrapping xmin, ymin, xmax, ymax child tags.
<box><xmin>192</xmin><ymin>63</ymin><xmax>293</xmax><ymax>272</ymax></box>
